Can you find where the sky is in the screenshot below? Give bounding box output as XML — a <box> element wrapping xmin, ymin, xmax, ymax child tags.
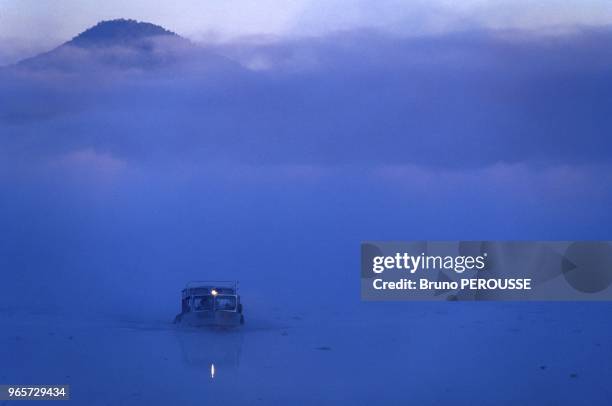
<box><xmin>2</xmin><ymin>0</ymin><xmax>612</xmax><ymax>64</ymax></box>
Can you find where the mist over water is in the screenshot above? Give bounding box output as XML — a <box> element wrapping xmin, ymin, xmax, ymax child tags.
<box><xmin>1</xmin><ymin>27</ymin><xmax>612</xmax><ymax>322</ymax></box>
<box><xmin>2</xmin><ymin>23</ymin><xmax>612</xmax><ymax>405</ymax></box>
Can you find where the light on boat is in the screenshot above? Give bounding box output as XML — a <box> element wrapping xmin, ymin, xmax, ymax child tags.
<box><xmin>211</xmin><ymin>363</ymin><xmax>215</xmax><ymax>379</ymax></box>
<box><xmin>211</xmin><ymin>289</ymin><xmax>218</xmax><ymax>296</ymax></box>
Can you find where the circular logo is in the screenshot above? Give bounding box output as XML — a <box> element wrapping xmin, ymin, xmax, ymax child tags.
<box><xmin>562</xmin><ymin>242</ymin><xmax>612</xmax><ymax>293</ymax></box>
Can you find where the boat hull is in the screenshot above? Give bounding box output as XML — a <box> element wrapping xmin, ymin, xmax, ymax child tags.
<box><xmin>174</xmin><ymin>310</ymin><xmax>243</xmax><ymax>327</ymax></box>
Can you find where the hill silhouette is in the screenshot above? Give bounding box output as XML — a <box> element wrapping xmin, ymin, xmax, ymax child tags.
<box><xmin>16</xmin><ymin>19</ymin><xmax>238</xmax><ymax>72</ymax></box>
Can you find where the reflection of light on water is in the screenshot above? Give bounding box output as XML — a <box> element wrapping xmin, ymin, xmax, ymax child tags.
<box><xmin>210</xmin><ymin>363</ymin><xmax>215</xmax><ymax>379</ymax></box>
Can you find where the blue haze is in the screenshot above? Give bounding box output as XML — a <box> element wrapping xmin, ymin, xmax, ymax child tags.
<box><xmin>0</xmin><ymin>20</ymin><xmax>612</xmax><ymax>405</ymax></box>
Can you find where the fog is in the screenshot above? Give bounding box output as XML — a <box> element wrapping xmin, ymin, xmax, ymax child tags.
<box><xmin>1</xmin><ymin>27</ymin><xmax>612</xmax><ymax>321</ymax></box>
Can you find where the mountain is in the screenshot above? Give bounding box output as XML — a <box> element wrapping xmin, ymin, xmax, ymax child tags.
<box><xmin>67</xmin><ymin>19</ymin><xmax>177</xmax><ymax>48</ymax></box>
<box><xmin>16</xmin><ymin>19</ymin><xmax>239</xmax><ymax>72</ymax></box>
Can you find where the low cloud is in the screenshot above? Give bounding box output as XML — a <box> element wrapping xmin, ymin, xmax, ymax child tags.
<box><xmin>3</xmin><ymin>28</ymin><xmax>612</xmax><ymax>169</ymax></box>
<box><xmin>1</xmin><ymin>27</ymin><xmax>612</xmax><ymax>317</ymax></box>
<box><xmin>53</xmin><ymin>148</ymin><xmax>127</xmax><ymax>175</ymax></box>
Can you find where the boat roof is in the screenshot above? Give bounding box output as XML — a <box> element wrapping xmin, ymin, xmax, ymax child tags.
<box><xmin>182</xmin><ymin>280</ymin><xmax>238</xmax><ymax>297</ymax></box>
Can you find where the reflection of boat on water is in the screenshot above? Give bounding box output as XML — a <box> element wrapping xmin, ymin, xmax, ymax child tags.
<box><xmin>174</xmin><ymin>281</ymin><xmax>245</xmax><ymax>328</ymax></box>
<box><xmin>173</xmin><ymin>281</ymin><xmax>245</xmax><ymax>377</ymax></box>
<box><xmin>175</xmin><ymin>328</ymin><xmax>244</xmax><ymax>371</ymax></box>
